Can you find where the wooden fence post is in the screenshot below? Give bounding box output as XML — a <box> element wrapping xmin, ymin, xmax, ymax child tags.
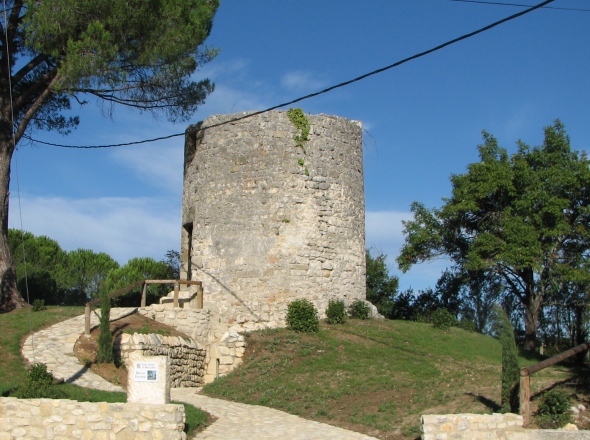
<box><xmin>196</xmin><ymin>283</ymin><xmax>203</xmax><ymax>309</ymax></box>
<box><xmin>84</xmin><ymin>304</ymin><xmax>91</xmax><ymax>336</ymax></box>
<box><xmin>520</xmin><ymin>370</ymin><xmax>531</xmax><ymax>427</ymax></box>
<box><xmin>140</xmin><ymin>282</ymin><xmax>147</xmax><ymax>308</ymax></box>
<box><xmin>173</xmin><ymin>281</ymin><xmax>179</xmax><ymax>308</ymax></box>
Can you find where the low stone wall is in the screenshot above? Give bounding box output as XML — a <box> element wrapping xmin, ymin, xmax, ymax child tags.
<box><xmin>421</xmin><ymin>414</ymin><xmax>590</xmax><ymax>439</ymax></box>
<box><xmin>0</xmin><ymin>397</ymin><xmax>185</xmax><ymax>440</ymax></box>
<box><xmin>138</xmin><ymin>305</ymin><xmax>211</xmax><ymax>346</ymax></box>
<box><xmin>118</xmin><ymin>333</ymin><xmax>206</xmax><ymax>387</ymax></box>
<box><xmin>421</xmin><ymin>413</ymin><xmax>524</xmax><ymax>439</ymax></box>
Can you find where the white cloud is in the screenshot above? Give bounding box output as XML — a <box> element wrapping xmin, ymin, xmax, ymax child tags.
<box><xmin>110</xmin><ymin>142</ymin><xmax>184</xmax><ymax>192</ymax></box>
<box><xmin>197</xmin><ymin>84</ymin><xmax>269</xmax><ymax>116</ymax></box>
<box><xmin>9</xmin><ymin>195</ymin><xmax>180</xmax><ymax>265</ymax></box>
<box><xmin>196</xmin><ymin>58</ymin><xmax>249</xmax><ymax>81</ymax></box>
<box><xmin>281</xmin><ymin>71</ymin><xmax>327</xmax><ymax>93</ymax></box>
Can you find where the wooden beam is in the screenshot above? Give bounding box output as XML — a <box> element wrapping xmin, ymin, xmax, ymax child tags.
<box><xmin>196</xmin><ymin>283</ymin><xmax>203</xmax><ymax>309</ymax></box>
<box><xmin>144</xmin><ymin>279</ymin><xmax>202</xmax><ymax>286</ymax></box>
<box><xmin>521</xmin><ymin>342</ymin><xmax>590</xmax><ymax>376</ymax></box>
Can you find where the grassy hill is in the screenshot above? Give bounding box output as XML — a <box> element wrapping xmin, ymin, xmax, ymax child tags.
<box><xmin>203</xmin><ymin>319</ymin><xmax>582</xmax><ymax>439</ymax></box>
<box><xmin>0</xmin><ymin>308</ymin><xmax>586</xmax><ymax>439</ymax></box>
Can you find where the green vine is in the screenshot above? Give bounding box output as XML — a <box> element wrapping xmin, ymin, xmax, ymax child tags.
<box><xmin>287</xmin><ymin>108</ymin><xmax>310</xmax><ymax>150</ymax></box>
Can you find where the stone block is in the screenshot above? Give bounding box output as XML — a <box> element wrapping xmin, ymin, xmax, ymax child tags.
<box><xmin>127</xmin><ymin>353</ymin><xmax>171</xmax><ymax>404</ymax></box>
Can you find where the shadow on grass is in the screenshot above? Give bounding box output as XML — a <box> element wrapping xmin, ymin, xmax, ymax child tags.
<box><xmin>465</xmin><ymin>392</ymin><xmax>501</xmax><ymax>412</ymax></box>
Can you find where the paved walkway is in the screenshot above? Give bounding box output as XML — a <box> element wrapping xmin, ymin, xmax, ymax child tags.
<box><xmin>22</xmin><ymin>307</ymin><xmax>136</xmax><ymax>392</ymax></box>
<box><xmin>21</xmin><ymin>308</ymin><xmax>378</xmax><ymax>439</ymax></box>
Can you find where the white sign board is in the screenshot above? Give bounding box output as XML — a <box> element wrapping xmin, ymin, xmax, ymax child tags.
<box><xmin>133</xmin><ymin>361</ymin><xmax>158</xmax><ymax>382</ymax></box>
<box><xmin>127</xmin><ymin>353</ymin><xmax>169</xmax><ymax>404</ymax></box>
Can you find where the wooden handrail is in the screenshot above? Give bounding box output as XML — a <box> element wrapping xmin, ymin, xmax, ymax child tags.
<box><xmin>84</xmin><ymin>279</ymin><xmax>204</xmax><ymax>336</ymax></box>
<box><xmin>86</xmin><ymin>279</ymin><xmax>146</xmax><ymax>307</ymax></box>
<box><xmin>520</xmin><ymin>341</ymin><xmax>589</xmax><ymax>427</ymax></box>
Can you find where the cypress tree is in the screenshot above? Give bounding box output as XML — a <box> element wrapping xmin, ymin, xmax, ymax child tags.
<box><xmin>493</xmin><ymin>305</ymin><xmax>520</xmax><ymax>413</ymax></box>
<box><xmin>96</xmin><ymin>289</ymin><xmax>114</xmax><ymax>364</ymax></box>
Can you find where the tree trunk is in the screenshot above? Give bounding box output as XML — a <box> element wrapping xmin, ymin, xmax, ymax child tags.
<box><xmin>523</xmin><ymin>293</ymin><xmax>542</xmax><ymax>352</ymax></box>
<box><xmin>0</xmin><ymin>131</ymin><xmax>26</xmax><ymax>312</ymax></box>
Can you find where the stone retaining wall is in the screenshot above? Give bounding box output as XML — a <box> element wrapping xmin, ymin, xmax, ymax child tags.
<box><xmin>421</xmin><ymin>414</ymin><xmax>590</xmax><ymax>439</ymax></box>
<box><xmin>421</xmin><ymin>413</ymin><xmax>524</xmax><ymax>439</ymax></box>
<box><xmin>118</xmin><ymin>333</ymin><xmax>206</xmax><ymax>387</ymax></box>
<box><xmin>0</xmin><ymin>397</ymin><xmax>185</xmax><ymax>439</ymax></box>
<box><xmin>138</xmin><ymin>306</ymin><xmax>211</xmax><ymax>346</ymax></box>
<box><xmin>137</xmin><ymin>306</ymin><xmax>247</xmax><ymax>383</ymax></box>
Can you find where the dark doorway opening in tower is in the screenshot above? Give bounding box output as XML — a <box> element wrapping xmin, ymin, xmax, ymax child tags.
<box><xmin>183</xmin><ymin>222</ymin><xmax>193</xmax><ymax>280</ymax></box>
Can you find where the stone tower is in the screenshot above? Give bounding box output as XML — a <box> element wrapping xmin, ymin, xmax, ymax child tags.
<box><xmin>180</xmin><ymin>110</ymin><xmax>366</xmax><ymax>338</ymax></box>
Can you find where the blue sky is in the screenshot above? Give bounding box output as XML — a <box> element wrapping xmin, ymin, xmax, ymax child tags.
<box><xmin>8</xmin><ymin>0</ymin><xmax>590</xmax><ymax>293</ymax></box>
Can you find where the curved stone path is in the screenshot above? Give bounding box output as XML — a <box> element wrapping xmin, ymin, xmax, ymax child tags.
<box><xmin>21</xmin><ymin>309</ymin><xmax>378</xmax><ymax>439</ymax></box>
<box><xmin>22</xmin><ymin>307</ymin><xmax>136</xmax><ymax>392</ymax></box>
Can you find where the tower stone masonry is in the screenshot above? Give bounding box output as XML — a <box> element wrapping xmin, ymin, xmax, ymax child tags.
<box><xmin>181</xmin><ymin>110</ymin><xmax>367</xmax><ymax>339</ymax></box>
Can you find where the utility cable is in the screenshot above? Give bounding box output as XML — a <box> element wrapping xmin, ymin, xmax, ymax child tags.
<box><xmin>449</xmin><ymin>0</ymin><xmax>590</xmax><ymax>12</ymax></box>
<box><xmin>25</xmin><ymin>0</ymin><xmax>555</xmax><ymax>149</ymax></box>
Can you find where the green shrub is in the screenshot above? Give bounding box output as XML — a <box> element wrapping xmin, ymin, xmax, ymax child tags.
<box><xmin>535</xmin><ymin>388</ymin><xmax>572</xmax><ymax>428</ymax></box>
<box><xmin>286</xmin><ymin>299</ymin><xmax>319</xmax><ymax>333</ymax></box>
<box><xmin>326</xmin><ymin>299</ymin><xmax>347</xmax><ymax>324</ymax></box>
<box><xmin>13</xmin><ymin>363</ymin><xmax>65</xmax><ymax>399</ymax></box>
<box><xmin>32</xmin><ymin>299</ymin><xmax>46</xmax><ymax>312</ymax></box>
<box><xmin>348</xmin><ymin>300</ymin><xmax>370</xmax><ymax>320</ymax></box>
<box><xmin>458</xmin><ymin>318</ymin><xmax>477</xmax><ymax>332</ymax></box>
<box><xmin>431</xmin><ymin>308</ymin><xmax>457</xmax><ymax>330</ymax></box>
<box><xmin>97</xmin><ymin>289</ymin><xmax>114</xmax><ymax>363</ymax></box>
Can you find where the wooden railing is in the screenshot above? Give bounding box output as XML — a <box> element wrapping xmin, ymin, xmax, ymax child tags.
<box><xmin>84</xmin><ymin>279</ymin><xmax>203</xmax><ymax>336</ymax></box>
<box><xmin>520</xmin><ymin>341</ymin><xmax>589</xmax><ymax>427</ymax></box>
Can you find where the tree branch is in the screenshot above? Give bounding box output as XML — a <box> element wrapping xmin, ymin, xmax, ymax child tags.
<box><xmin>12</xmin><ymin>54</ymin><xmax>49</xmax><ymax>85</ymax></box>
<box><xmin>14</xmin><ymin>74</ymin><xmax>60</xmax><ymax>144</ymax></box>
<box><xmin>84</xmin><ymin>90</ymin><xmax>183</xmax><ymax>109</ymax></box>
<box><xmin>12</xmin><ymin>68</ymin><xmax>56</xmax><ymax>112</ymax></box>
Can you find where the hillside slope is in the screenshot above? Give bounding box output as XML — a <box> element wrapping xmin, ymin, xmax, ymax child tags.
<box><xmin>203</xmin><ymin>319</ymin><xmax>579</xmax><ymax>439</ymax></box>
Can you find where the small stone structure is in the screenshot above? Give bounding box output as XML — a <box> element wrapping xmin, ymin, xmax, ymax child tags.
<box><xmin>118</xmin><ymin>333</ymin><xmax>206</xmax><ymax>388</ymax></box>
<box><xmin>180</xmin><ymin>110</ymin><xmax>367</xmax><ymax>340</ymax></box>
<box><xmin>209</xmin><ymin>330</ymin><xmax>246</xmax><ymax>378</ymax></box>
<box><xmin>421</xmin><ymin>413</ymin><xmax>590</xmax><ymax>439</ymax></box>
<box><xmin>0</xmin><ymin>397</ymin><xmax>186</xmax><ymax>439</ymax></box>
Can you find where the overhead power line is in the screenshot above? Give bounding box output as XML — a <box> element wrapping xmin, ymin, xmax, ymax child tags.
<box><xmin>28</xmin><ymin>0</ymin><xmax>555</xmax><ymax>150</ymax></box>
<box><xmin>449</xmin><ymin>0</ymin><xmax>590</xmax><ymax>12</ymax></box>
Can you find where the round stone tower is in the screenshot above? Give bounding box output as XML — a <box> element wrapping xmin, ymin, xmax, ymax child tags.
<box><xmin>180</xmin><ymin>110</ymin><xmax>366</xmax><ymax>337</ymax></box>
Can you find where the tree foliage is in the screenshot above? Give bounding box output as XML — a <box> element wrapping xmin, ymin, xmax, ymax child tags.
<box><xmin>103</xmin><ymin>257</ymin><xmax>175</xmax><ymax>306</ymax></box>
<box><xmin>366</xmin><ymin>249</ymin><xmax>399</xmax><ymax>317</ymax></box>
<box><xmin>397</xmin><ymin>121</ymin><xmax>590</xmax><ymax>350</ymax></box>
<box><xmin>8</xmin><ymin>229</ymin><xmax>119</xmax><ymax>304</ymax></box>
<box><xmin>0</xmin><ymin>0</ymin><xmax>219</xmax><ymax>311</ymax></box>
<box><xmin>7</xmin><ymin>229</ymin><xmax>180</xmax><ymax>306</ymax></box>
<box><xmin>65</xmin><ymin>249</ymin><xmax>119</xmax><ymax>300</ymax></box>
